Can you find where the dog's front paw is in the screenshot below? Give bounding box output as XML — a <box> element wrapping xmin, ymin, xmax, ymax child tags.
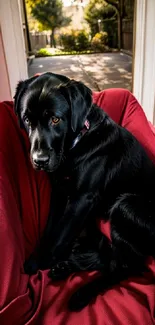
<box><xmin>49</xmin><ymin>261</ymin><xmax>72</xmax><ymax>281</ymax></box>
<box><xmin>68</xmin><ymin>285</ymin><xmax>94</xmax><ymax>311</ymax></box>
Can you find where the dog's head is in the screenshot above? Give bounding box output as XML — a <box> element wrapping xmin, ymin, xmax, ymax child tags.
<box><xmin>14</xmin><ymin>72</ymin><xmax>92</xmax><ymax>172</ymax></box>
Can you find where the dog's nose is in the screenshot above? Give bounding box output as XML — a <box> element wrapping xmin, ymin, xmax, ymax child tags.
<box><xmin>33</xmin><ymin>155</ymin><xmax>49</xmax><ymax>169</ymax></box>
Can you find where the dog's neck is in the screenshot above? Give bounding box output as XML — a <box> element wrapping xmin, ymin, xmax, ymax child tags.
<box><xmin>54</xmin><ymin>105</ymin><xmax>106</xmax><ymax>180</ymax></box>
<box><xmin>69</xmin><ymin>104</ymin><xmax>106</xmax><ymax>151</ymax></box>
<box><xmin>70</xmin><ymin>119</ymin><xmax>90</xmax><ymax>150</ymax></box>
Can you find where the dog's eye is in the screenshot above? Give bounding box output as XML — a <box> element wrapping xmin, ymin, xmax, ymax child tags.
<box><xmin>24</xmin><ymin>117</ymin><xmax>30</xmax><ymax>125</ymax></box>
<box><xmin>23</xmin><ymin>116</ymin><xmax>32</xmax><ymax>127</ymax></box>
<box><xmin>52</xmin><ymin>116</ymin><xmax>60</xmax><ymax>124</ymax></box>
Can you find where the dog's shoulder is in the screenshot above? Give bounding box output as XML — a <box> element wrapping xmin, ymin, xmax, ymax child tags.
<box><xmin>87</xmin><ymin>104</ymin><xmax>155</xmax><ymax>172</ymax></box>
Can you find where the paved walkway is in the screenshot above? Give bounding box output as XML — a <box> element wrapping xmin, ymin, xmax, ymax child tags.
<box><xmin>28</xmin><ymin>52</ymin><xmax>132</xmax><ymax>91</ymax></box>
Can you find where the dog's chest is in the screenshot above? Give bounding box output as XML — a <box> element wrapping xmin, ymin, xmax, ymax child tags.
<box><xmin>55</xmin><ymin>174</ymin><xmax>73</xmax><ymax>200</ymax></box>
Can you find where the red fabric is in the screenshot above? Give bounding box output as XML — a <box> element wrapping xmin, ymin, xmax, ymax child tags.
<box><xmin>1</xmin><ymin>89</ymin><xmax>155</xmax><ymax>325</ymax></box>
<box><xmin>93</xmin><ymin>89</ymin><xmax>155</xmax><ymax>164</ymax></box>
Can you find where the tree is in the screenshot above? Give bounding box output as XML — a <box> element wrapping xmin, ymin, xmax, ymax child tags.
<box><xmin>84</xmin><ymin>0</ymin><xmax>116</xmax><ymax>36</ymax></box>
<box><xmin>27</xmin><ymin>0</ymin><xmax>71</xmax><ymax>47</ymax></box>
<box><xmin>124</xmin><ymin>0</ymin><xmax>134</xmax><ymax>18</ymax></box>
<box><xmin>104</xmin><ymin>0</ymin><xmax>124</xmax><ymax>49</ymax></box>
<box><xmin>26</xmin><ymin>0</ymin><xmax>44</xmax><ymax>32</ymax></box>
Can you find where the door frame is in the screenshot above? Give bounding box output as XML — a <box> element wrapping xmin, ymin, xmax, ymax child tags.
<box><xmin>0</xmin><ymin>0</ymin><xmax>28</xmax><ymax>99</ymax></box>
<box><xmin>133</xmin><ymin>0</ymin><xmax>155</xmax><ymax>123</ymax></box>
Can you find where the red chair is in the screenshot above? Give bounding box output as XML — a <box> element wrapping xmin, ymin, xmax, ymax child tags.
<box><xmin>0</xmin><ymin>88</ymin><xmax>155</xmax><ymax>325</ymax></box>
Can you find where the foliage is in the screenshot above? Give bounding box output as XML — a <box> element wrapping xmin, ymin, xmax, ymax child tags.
<box><xmin>104</xmin><ymin>0</ymin><xmax>134</xmax><ymax>50</ymax></box>
<box><xmin>59</xmin><ymin>30</ymin><xmax>90</xmax><ymax>51</ymax></box>
<box><xmin>26</xmin><ymin>0</ymin><xmax>71</xmax><ymax>47</ymax></box>
<box><xmin>102</xmin><ymin>19</ymin><xmax>118</xmax><ymax>48</ymax></box>
<box><xmin>76</xmin><ymin>30</ymin><xmax>90</xmax><ymax>50</ymax></box>
<box><xmin>84</xmin><ymin>0</ymin><xmax>116</xmax><ymax>36</ymax></box>
<box><xmin>36</xmin><ymin>47</ymin><xmax>94</xmax><ymax>57</ymax></box>
<box><xmin>26</xmin><ymin>0</ymin><xmax>45</xmax><ymax>31</ymax></box>
<box><xmin>84</xmin><ymin>0</ymin><xmax>134</xmax><ymax>49</ymax></box>
<box><xmin>30</xmin><ymin>0</ymin><xmax>71</xmax><ymax>30</ymax></box>
<box><xmin>91</xmin><ymin>31</ymin><xmax>108</xmax><ymax>51</ymax></box>
<box><xmin>104</xmin><ymin>0</ymin><xmax>135</xmax><ymax>18</ymax></box>
<box><xmin>104</xmin><ymin>0</ymin><xmax>134</xmax><ymax>17</ymax></box>
<box><xmin>60</xmin><ymin>31</ymin><xmax>76</xmax><ymax>50</ymax></box>
<box><xmin>124</xmin><ymin>0</ymin><xmax>135</xmax><ymax>18</ymax></box>
<box><xmin>103</xmin><ymin>0</ymin><xmax>120</xmax><ymax>11</ymax></box>
<box><xmin>36</xmin><ymin>48</ymin><xmax>52</xmax><ymax>56</ymax></box>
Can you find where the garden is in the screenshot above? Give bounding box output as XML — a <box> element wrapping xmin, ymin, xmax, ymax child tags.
<box><xmin>26</xmin><ymin>0</ymin><xmax>134</xmax><ymax>57</ymax></box>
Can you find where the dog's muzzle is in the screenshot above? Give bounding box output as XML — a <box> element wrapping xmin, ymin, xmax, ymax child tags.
<box><xmin>32</xmin><ymin>152</ymin><xmax>50</xmax><ymax>170</ymax></box>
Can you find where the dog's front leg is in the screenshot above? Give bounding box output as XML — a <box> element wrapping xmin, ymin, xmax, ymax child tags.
<box><xmin>50</xmin><ymin>192</ymin><xmax>98</xmax><ymax>262</ymax></box>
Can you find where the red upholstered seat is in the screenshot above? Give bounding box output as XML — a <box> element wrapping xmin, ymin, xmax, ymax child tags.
<box><xmin>1</xmin><ymin>89</ymin><xmax>155</xmax><ymax>325</ymax></box>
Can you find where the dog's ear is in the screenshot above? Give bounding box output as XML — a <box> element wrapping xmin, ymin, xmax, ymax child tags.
<box><xmin>60</xmin><ymin>80</ymin><xmax>92</xmax><ymax>132</ymax></box>
<box><xmin>14</xmin><ymin>80</ymin><xmax>25</xmax><ymax>115</ymax></box>
<box><xmin>14</xmin><ymin>80</ymin><xmax>27</xmax><ymax>128</ymax></box>
<box><xmin>14</xmin><ymin>75</ymin><xmax>38</xmax><ymax>127</ymax></box>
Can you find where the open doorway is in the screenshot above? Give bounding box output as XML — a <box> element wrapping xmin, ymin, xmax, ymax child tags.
<box><xmin>23</xmin><ymin>0</ymin><xmax>135</xmax><ymax>91</ymax></box>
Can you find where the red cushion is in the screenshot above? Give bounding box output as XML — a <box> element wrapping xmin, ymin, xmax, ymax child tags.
<box><xmin>93</xmin><ymin>89</ymin><xmax>155</xmax><ymax>164</ymax></box>
<box><xmin>1</xmin><ymin>90</ymin><xmax>155</xmax><ymax>325</ymax></box>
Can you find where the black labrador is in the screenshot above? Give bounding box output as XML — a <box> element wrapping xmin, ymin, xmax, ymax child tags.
<box><xmin>14</xmin><ymin>72</ymin><xmax>155</xmax><ymax>311</ymax></box>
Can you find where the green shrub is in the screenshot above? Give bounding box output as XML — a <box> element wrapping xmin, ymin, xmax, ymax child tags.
<box><xmin>59</xmin><ymin>31</ymin><xmax>76</xmax><ymax>50</ymax></box>
<box><xmin>76</xmin><ymin>30</ymin><xmax>90</xmax><ymax>50</ymax></box>
<box><xmin>91</xmin><ymin>31</ymin><xmax>108</xmax><ymax>51</ymax></box>
<box><xmin>36</xmin><ymin>48</ymin><xmax>52</xmax><ymax>57</ymax></box>
<box><xmin>102</xmin><ymin>19</ymin><xmax>117</xmax><ymax>48</ymax></box>
<box><xmin>59</xmin><ymin>30</ymin><xmax>90</xmax><ymax>51</ymax></box>
<box><xmin>35</xmin><ymin>48</ymin><xmax>94</xmax><ymax>57</ymax></box>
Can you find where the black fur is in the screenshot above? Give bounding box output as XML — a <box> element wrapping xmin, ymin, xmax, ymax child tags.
<box><xmin>14</xmin><ymin>72</ymin><xmax>155</xmax><ymax>311</ymax></box>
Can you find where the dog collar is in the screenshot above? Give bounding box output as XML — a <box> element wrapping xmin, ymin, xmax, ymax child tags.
<box><xmin>70</xmin><ymin>119</ymin><xmax>90</xmax><ymax>150</ymax></box>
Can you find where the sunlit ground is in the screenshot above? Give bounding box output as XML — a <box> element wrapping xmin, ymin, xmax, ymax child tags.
<box><xmin>28</xmin><ymin>52</ymin><xmax>132</xmax><ymax>91</ymax></box>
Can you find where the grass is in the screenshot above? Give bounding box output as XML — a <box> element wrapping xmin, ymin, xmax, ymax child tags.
<box><xmin>35</xmin><ymin>47</ymin><xmax>112</xmax><ymax>57</ymax></box>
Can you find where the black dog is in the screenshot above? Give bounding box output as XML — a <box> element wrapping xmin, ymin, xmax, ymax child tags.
<box><xmin>14</xmin><ymin>72</ymin><xmax>155</xmax><ymax>311</ymax></box>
